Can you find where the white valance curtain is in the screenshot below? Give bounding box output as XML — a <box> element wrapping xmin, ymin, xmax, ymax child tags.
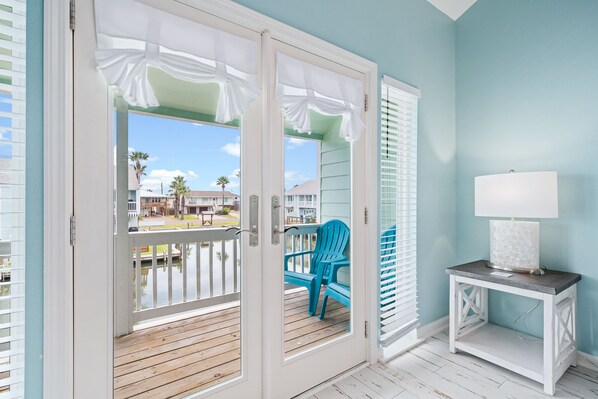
<box><xmin>275</xmin><ymin>52</ymin><xmax>365</xmax><ymax>142</ymax></box>
<box><xmin>94</xmin><ymin>0</ymin><xmax>259</xmax><ymax>123</ymax></box>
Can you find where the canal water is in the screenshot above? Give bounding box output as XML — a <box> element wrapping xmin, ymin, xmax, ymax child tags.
<box><xmin>132</xmin><ymin>240</ymin><xmax>240</xmax><ymax>310</ymax></box>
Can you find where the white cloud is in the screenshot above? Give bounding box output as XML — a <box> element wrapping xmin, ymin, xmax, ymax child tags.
<box><xmin>285</xmin><ymin>170</ymin><xmax>311</xmax><ymax>186</ymax></box>
<box><xmin>221</xmin><ymin>136</ymin><xmax>240</xmax><ymax>157</ymax></box>
<box><xmin>286</xmin><ymin>137</ymin><xmax>307</xmax><ymax>149</ymax></box>
<box><xmin>141</xmin><ymin>169</ymin><xmax>198</xmax><ymax>192</ymax></box>
<box><xmin>192</xmin><ymin>122</ymin><xmax>204</xmax><ymax>128</ymax></box>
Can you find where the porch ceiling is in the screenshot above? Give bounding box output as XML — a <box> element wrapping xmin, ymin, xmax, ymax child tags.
<box><xmin>143</xmin><ymin>67</ymin><xmax>340</xmax><ymax>137</ymax></box>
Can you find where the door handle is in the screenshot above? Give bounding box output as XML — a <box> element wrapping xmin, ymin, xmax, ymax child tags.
<box><xmin>272</xmin><ymin>195</ymin><xmax>292</xmax><ymax>245</ymax></box>
<box><xmin>273</xmin><ymin>226</ymin><xmax>298</xmax><ymax>235</ymax></box>
<box><xmin>248</xmin><ymin>195</ymin><xmax>258</xmax><ymax>247</ymax></box>
<box><xmin>228</xmin><ymin>195</ymin><xmax>258</xmax><ymax>246</ymax></box>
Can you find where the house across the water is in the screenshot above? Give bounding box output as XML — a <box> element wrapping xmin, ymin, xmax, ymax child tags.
<box><xmin>285</xmin><ymin>179</ymin><xmax>319</xmax><ymax>223</ymax></box>
<box><xmin>183</xmin><ymin>190</ymin><xmax>239</xmax><ymax>214</ymax></box>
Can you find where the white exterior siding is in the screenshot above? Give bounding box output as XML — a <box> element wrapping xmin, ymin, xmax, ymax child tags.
<box><xmin>319</xmin><ymin>128</ymin><xmax>351</xmax><ymax>285</ymax></box>
<box><xmin>320</xmin><ymin>138</ymin><xmax>351</xmax><ymax>226</ymax></box>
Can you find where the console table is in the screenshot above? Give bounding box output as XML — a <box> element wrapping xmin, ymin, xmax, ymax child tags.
<box><xmin>446</xmin><ymin>260</ymin><xmax>581</xmax><ymax>395</ymax></box>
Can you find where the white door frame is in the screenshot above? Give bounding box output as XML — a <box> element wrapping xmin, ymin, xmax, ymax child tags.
<box><xmin>43</xmin><ymin>0</ymin><xmax>74</xmax><ymax>398</ymax></box>
<box><xmin>43</xmin><ymin>0</ymin><xmax>379</xmax><ymax>398</ymax></box>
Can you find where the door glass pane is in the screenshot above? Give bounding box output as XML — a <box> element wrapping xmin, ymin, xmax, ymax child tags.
<box><xmin>283</xmin><ymin>113</ymin><xmax>351</xmax><ymax>359</ymax></box>
<box><xmin>112</xmin><ymin>93</ymin><xmax>244</xmax><ymax>397</ymax></box>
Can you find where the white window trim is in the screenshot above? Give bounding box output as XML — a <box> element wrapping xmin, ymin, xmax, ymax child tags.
<box><xmin>382</xmin><ymin>75</ymin><xmax>421</xmax><ymax>99</ymax></box>
<box><xmin>44</xmin><ymin>1</ymin><xmax>379</xmax><ymax>397</ymax></box>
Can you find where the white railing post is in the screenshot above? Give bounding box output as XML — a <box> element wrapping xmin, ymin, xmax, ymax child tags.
<box><xmin>209</xmin><ymin>242</ymin><xmax>214</xmax><ymax>297</ymax></box>
<box><xmin>221</xmin><ymin>240</ymin><xmax>226</xmax><ymax>295</ymax></box>
<box><xmin>196</xmin><ymin>241</ymin><xmax>201</xmax><ymax>300</ymax></box>
<box><xmin>233</xmin><ymin>239</ymin><xmax>238</xmax><ymax>292</ymax></box>
<box><xmin>152</xmin><ymin>245</ymin><xmax>157</xmax><ymax>308</ymax></box>
<box><xmin>167</xmin><ymin>244</ymin><xmax>173</xmax><ymax>305</ymax></box>
<box><xmin>182</xmin><ymin>242</ymin><xmax>187</xmax><ymax>302</ymax></box>
<box><xmin>135</xmin><ymin>247</ymin><xmax>141</xmax><ymax>311</ymax></box>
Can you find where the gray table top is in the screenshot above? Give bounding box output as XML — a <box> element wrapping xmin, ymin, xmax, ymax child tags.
<box><xmin>446</xmin><ymin>260</ymin><xmax>581</xmax><ymax>295</ymax></box>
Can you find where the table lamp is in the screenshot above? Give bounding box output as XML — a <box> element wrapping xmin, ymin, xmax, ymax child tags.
<box><xmin>474</xmin><ymin>170</ymin><xmax>558</xmax><ymax>275</ymax></box>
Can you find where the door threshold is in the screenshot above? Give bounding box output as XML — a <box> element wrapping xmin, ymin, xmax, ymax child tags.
<box><xmin>292</xmin><ymin>362</ymin><xmax>370</xmax><ymax>399</ymax></box>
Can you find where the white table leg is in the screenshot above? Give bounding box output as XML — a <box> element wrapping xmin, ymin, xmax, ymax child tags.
<box><xmin>543</xmin><ymin>293</ymin><xmax>556</xmax><ymax>395</ymax></box>
<box><xmin>481</xmin><ymin>286</ymin><xmax>488</xmax><ymax>322</ymax></box>
<box><xmin>449</xmin><ymin>275</ymin><xmax>457</xmax><ymax>353</ymax></box>
<box><xmin>571</xmin><ymin>285</ymin><xmax>578</xmax><ymax>367</ymax></box>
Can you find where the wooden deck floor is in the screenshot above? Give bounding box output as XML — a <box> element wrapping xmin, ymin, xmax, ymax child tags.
<box><xmin>113</xmin><ymin>288</ymin><xmax>349</xmax><ymax>399</ymax></box>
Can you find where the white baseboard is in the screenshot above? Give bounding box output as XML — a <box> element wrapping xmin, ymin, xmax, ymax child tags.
<box><xmin>578</xmin><ymin>351</ymin><xmax>598</xmax><ymax>372</ymax></box>
<box><xmin>379</xmin><ymin>316</ymin><xmax>450</xmax><ymax>363</ymax></box>
<box><xmin>417</xmin><ymin>316</ymin><xmax>449</xmax><ymax>339</ymax></box>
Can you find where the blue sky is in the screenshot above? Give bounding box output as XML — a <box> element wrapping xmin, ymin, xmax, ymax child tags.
<box><xmin>128</xmin><ymin>112</ymin><xmax>318</xmax><ymax>193</ymax></box>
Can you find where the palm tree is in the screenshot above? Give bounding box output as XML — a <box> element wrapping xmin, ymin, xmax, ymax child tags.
<box><xmin>129</xmin><ymin>151</ymin><xmax>149</xmax><ymax>183</ymax></box>
<box><xmin>169</xmin><ymin>175</ymin><xmax>186</xmax><ymax>218</ymax></box>
<box><xmin>178</xmin><ymin>184</ymin><xmax>191</xmax><ymax>220</ymax></box>
<box><xmin>216</xmin><ymin>176</ymin><xmax>230</xmax><ymax>211</ymax></box>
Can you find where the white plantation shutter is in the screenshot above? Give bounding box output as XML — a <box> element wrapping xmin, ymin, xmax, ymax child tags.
<box><xmin>0</xmin><ymin>0</ymin><xmax>26</xmax><ymax>397</ymax></box>
<box><xmin>380</xmin><ymin>76</ymin><xmax>419</xmax><ymax>347</ymax></box>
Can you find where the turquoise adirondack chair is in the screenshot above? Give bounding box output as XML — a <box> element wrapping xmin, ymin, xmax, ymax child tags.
<box><xmin>318</xmin><ymin>260</ymin><xmax>350</xmax><ymax>320</ymax></box>
<box><xmin>380</xmin><ymin>225</ymin><xmax>397</xmax><ymax>325</ymax></box>
<box><xmin>284</xmin><ymin>219</ymin><xmax>350</xmax><ymax>316</ymax></box>
<box><xmin>319</xmin><ymin>225</ymin><xmax>397</xmax><ymax>320</ymax></box>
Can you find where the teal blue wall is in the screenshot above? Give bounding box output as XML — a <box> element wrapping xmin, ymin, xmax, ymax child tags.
<box><xmin>24</xmin><ymin>1</ymin><xmax>456</xmax><ymax>392</ymax></box>
<box><xmin>26</xmin><ymin>0</ymin><xmax>44</xmax><ymax>396</ymax></box>
<box><xmin>235</xmin><ymin>0</ymin><xmax>457</xmax><ymax>326</ymax></box>
<box><xmin>456</xmin><ymin>0</ymin><xmax>598</xmax><ymax>354</ymax></box>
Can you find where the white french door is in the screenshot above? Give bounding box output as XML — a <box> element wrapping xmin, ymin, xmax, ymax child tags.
<box><xmin>72</xmin><ymin>1</ymin><xmax>371</xmax><ymax>399</ymax></box>
<box><xmin>263</xmin><ymin>40</ymin><xmax>368</xmax><ymax>398</ymax></box>
<box><xmin>73</xmin><ymin>1</ymin><xmax>262</xmax><ymax>398</ymax></box>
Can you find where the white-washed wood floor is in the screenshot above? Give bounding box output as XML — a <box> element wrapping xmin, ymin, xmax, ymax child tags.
<box><xmin>308</xmin><ymin>331</ymin><xmax>598</xmax><ymax>399</ymax></box>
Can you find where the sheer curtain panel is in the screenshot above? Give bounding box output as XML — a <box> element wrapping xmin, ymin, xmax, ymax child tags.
<box><xmin>275</xmin><ymin>52</ymin><xmax>364</xmax><ymax>142</ymax></box>
<box><xmin>94</xmin><ymin>0</ymin><xmax>259</xmax><ymax>123</ymax></box>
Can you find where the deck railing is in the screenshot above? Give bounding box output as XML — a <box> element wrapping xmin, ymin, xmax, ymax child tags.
<box><xmin>129</xmin><ymin>223</ymin><xmax>320</xmax><ymax>324</ymax></box>
<box><xmin>129</xmin><ymin>228</ymin><xmax>240</xmax><ymax>324</ymax></box>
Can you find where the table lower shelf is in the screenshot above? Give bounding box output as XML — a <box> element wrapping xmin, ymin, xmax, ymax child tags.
<box><xmin>455</xmin><ymin>322</ymin><xmax>544</xmax><ymax>383</ymax></box>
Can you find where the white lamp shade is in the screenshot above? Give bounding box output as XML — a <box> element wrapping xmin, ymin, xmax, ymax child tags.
<box><xmin>475</xmin><ymin>171</ymin><xmax>558</xmax><ymax>218</ymax></box>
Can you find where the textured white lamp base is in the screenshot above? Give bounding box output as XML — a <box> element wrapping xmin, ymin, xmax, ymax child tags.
<box><xmin>488</xmin><ymin>220</ymin><xmax>543</xmax><ymax>274</ymax></box>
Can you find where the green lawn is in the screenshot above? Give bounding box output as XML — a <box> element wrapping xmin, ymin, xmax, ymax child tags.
<box><xmin>167</xmin><ymin>214</ymin><xmax>202</xmax><ymax>221</ymax></box>
<box><xmin>148</xmin><ymin>220</ymin><xmax>239</xmax><ymax>231</ymax></box>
